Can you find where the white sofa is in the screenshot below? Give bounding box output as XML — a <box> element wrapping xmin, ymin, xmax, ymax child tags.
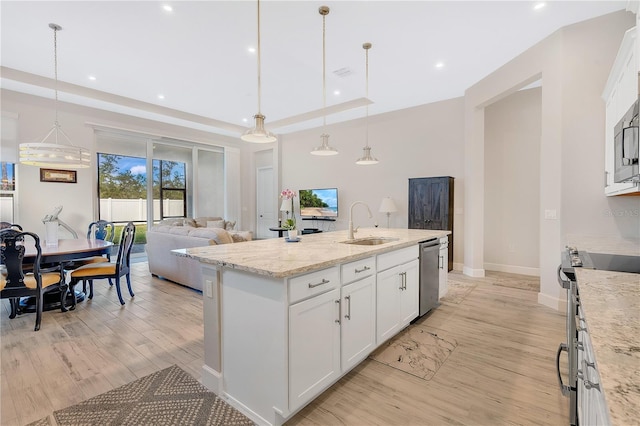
<box><xmin>146</xmin><ymin>217</ymin><xmax>252</xmax><ymax>291</ymax></box>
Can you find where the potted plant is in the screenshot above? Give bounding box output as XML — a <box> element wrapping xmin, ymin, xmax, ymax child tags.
<box><xmin>280</xmin><ymin>189</ymin><xmax>298</xmax><ymax>239</ymax></box>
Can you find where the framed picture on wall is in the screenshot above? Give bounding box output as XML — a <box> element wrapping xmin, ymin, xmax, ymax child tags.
<box><xmin>40</xmin><ymin>168</ymin><xmax>77</xmax><ymax>183</ymax></box>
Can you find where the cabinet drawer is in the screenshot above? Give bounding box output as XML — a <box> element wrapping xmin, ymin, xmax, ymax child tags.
<box><xmin>377</xmin><ymin>245</ymin><xmax>419</xmax><ymax>272</ymax></box>
<box><xmin>289</xmin><ymin>266</ymin><xmax>340</xmax><ymax>304</ymax></box>
<box><xmin>342</xmin><ymin>257</ymin><xmax>376</xmax><ymax>284</ymax></box>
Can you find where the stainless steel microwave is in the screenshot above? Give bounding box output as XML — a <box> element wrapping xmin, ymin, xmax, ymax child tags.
<box><xmin>614</xmin><ymin>98</ymin><xmax>639</xmax><ymax>183</ymax></box>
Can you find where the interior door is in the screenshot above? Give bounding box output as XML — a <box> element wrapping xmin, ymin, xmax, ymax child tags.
<box><xmin>256</xmin><ymin>166</ymin><xmax>275</xmax><ymax>239</ymax></box>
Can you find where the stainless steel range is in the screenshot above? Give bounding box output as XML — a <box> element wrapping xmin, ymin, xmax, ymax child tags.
<box><xmin>557</xmin><ymin>246</ymin><xmax>581</xmax><ymax>426</ymax></box>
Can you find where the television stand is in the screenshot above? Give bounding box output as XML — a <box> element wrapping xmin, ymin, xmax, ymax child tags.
<box><xmin>302</xmin><ymin>228</ymin><xmax>322</xmax><ymax>235</ymax></box>
<box><xmin>302</xmin><ymin>217</ymin><xmax>336</xmax><ymax>221</ymax></box>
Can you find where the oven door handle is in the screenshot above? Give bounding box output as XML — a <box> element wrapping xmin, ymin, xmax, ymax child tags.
<box><xmin>556</xmin><ymin>343</ymin><xmax>572</xmax><ymax>397</ymax></box>
<box><xmin>557</xmin><ymin>265</ymin><xmax>571</xmax><ymax>289</ymax></box>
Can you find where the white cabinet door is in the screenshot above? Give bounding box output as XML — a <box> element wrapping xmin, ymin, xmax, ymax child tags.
<box><xmin>341</xmin><ymin>275</ymin><xmax>376</xmax><ymax>372</ymax></box>
<box><xmin>289</xmin><ymin>288</ymin><xmax>341</xmax><ymax>410</ymax></box>
<box><xmin>399</xmin><ymin>259</ymin><xmax>419</xmax><ymax>325</ymax></box>
<box><xmin>376</xmin><ymin>264</ymin><xmax>403</xmax><ymax>343</ymax></box>
<box><xmin>377</xmin><ymin>259</ymin><xmax>420</xmax><ymax>344</ymax></box>
<box><xmin>438</xmin><ymin>237</ymin><xmax>449</xmax><ymax>298</ymax></box>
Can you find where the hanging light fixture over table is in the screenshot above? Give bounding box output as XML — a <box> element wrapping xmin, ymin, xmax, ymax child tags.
<box><xmin>241</xmin><ymin>0</ymin><xmax>277</xmax><ymax>143</ymax></box>
<box><xmin>311</xmin><ymin>5</ymin><xmax>338</xmax><ymax>156</ymax></box>
<box><xmin>356</xmin><ymin>42</ymin><xmax>379</xmax><ymax>165</ymax></box>
<box><xmin>19</xmin><ymin>23</ymin><xmax>90</xmax><ymax>169</ymax></box>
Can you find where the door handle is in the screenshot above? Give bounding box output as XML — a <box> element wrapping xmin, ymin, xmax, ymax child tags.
<box><xmin>344</xmin><ymin>295</ymin><xmax>351</xmax><ymax>320</ymax></box>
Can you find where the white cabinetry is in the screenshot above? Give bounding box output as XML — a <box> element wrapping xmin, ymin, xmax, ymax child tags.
<box><xmin>289</xmin><ymin>258</ymin><xmax>376</xmax><ymax>411</ymax></box>
<box><xmin>376</xmin><ymin>246</ymin><xmax>419</xmax><ymax>343</ymax></box>
<box><xmin>438</xmin><ymin>236</ymin><xmax>449</xmax><ymax>298</ymax></box>
<box><xmin>289</xmin><ymin>287</ymin><xmax>341</xmax><ymax>410</ymax></box>
<box><xmin>602</xmin><ymin>27</ymin><xmax>639</xmax><ymax>196</ymax></box>
<box><xmin>340</xmin><ymin>258</ymin><xmax>376</xmax><ymax>372</ymax></box>
<box><xmin>577</xmin><ymin>305</ymin><xmax>611</xmax><ymax>425</ymax></box>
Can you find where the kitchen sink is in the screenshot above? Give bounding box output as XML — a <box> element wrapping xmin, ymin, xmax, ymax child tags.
<box><xmin>341</xmin><ymin>237</ymin><xmax>399</xmax><ymax>246</ymax></box>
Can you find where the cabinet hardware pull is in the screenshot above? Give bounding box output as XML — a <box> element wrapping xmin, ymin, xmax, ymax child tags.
<box><xmin>355</xmin><ymin>266</ymin><xmax>370</xmax><ymax>273</ymax></box>
<box><xmin>577</xmin><ymin>369</ymin><xmax>584</xmax><ymax>380</ymax></box>
<box><xmin>439</xmin><ymin>255</ymin><xmax>444</xmax><ymax>269</ymax></box>
<box><xmin>308</xmin><ymin>278</ymin><xmax>330</xmax><ymax>288</ymax></box>
<box><xmin>398</xmin><ymin>272</ymin><xmax>405</xmax><ymax>290</ymax></box>
<box><xmin>335</xmin><ymin>299</ymin><xmax>341</xmax><ymax>324</ymax></box>
<box><xmin>345</xmin><ymin>295</ymin><xmax>351</xmax><ymax>320</ymax></box>
<box><xmin>577</xmin><ymin>342</ymin><xmax>584</xmax><ymax>351</ymax></box>
<box><xmin>584</xmin><ymin>380</ymin><xmax>600</xmax><ymax>391</ymax></box>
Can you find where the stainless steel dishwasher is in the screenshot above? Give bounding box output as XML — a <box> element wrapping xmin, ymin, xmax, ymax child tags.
<box><xmin>418</xmin><ymin>238</ymin><xmax>440</xmax><ymax>316</ymax></box>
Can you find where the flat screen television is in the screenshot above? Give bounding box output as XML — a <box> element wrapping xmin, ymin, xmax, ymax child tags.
<box><xmin>299</xmin><ymin>188</ymin><xmax>338</xmax><ymax>218</ymax></box>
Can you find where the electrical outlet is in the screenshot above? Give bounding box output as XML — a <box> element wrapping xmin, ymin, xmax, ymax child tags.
<box><xmin>544</xmin><ymin>209</ymin><xmax>557</xmax><ymax>220</ymax></box>
<box><xmin>205</xmin><ymin>279</ymin><xmax>213</xmax><ymax>298</ymax></box>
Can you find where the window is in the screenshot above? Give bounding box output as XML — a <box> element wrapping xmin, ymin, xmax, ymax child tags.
<box><xmin>97</xmin><ymin>153</ymin><xmax>148</xmax><ymax>223</ymax></box>
<box><xmin>153</xmin><ymin>159</ymin><xmax>186</xmax><ymax>219</ymax></box>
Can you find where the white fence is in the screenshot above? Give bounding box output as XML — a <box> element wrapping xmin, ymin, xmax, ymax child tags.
<box><xmin>99</xmin><ymin>198</ymin><xmax>185</xmax><ymax>222</ymax></box>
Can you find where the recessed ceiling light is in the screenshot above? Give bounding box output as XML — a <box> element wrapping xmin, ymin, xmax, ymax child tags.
<box><xmin>333</xmin><ymin>90</ymin><xmax>340</xmax><ymax>96</ymax></box>
<box><xmin>157</xmin><ymin>94</ymin><xmax>165</xmax><ymax>100</ymax></box>
<box><xmin>533</xmin><ymin>2</ymin><xmax>545</xmax><ymax>10</ymax></box>
<box><xmin>247</xmin><ymin>46</ymin><xmax>256</xmax><ymax>54</ymax></box>
<box><xmin>163</xmin><ymin>5</ymin><xmax>173</xmax><ymax>12</ymax></box>
<box><xmin>435</xmin><ymin>62</ymin><xmax>445</xmax><ymax>69</ymax></box>
<box><xmin>242</xmin><ymin>118</ymin><xmax>248</xmax><ymax>123</ymax></box>
<box><xmin>88</xmin><ymin>75</ymin><xmax>96</xmax><ymax>81</ymax></box>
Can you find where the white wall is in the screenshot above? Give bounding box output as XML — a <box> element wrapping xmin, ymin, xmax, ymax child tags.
<box><xmin>464</xmin><ymin>10</ymin><xmax>637</xmax><ymax>310</ymax></box>
<box><xmin>280</xmin><ymin>97</ymin><xmax>466</xmax><ymax>268</ymax></box>
<box><xmin>1</xmin><ymin>89</ymin><xmax>240</xmax><ymax>237</ymax></box>
<box><xmin>484</xmin><ymin>87</ymin><xmax>541</xmax><ymax>276</ymax></box>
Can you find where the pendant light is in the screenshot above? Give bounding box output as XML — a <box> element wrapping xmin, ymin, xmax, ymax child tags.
<box><xmin>241</xmin><ymin>0</ymin><xmax>277</xmax><ymax>143</ymax></box>
<box><xmin>19</xmin><ymin>23</ymin><xmax>90</xmax><ymax>168</ymax></box>
<box><xmin>311</xmin><ymin>6</ymin><xmax>338</xmax><ymax>156</ymax></box>
<box><xmin>355</xmin><ymin>42</ymin><xmax>378</xmax><ymax>165</ymax></box>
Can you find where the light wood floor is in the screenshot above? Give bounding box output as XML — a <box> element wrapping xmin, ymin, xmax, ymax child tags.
<box><xmin>1</xmin><ymin>265</ymin><xmax>569</xmax><ymax>426</ymax></box>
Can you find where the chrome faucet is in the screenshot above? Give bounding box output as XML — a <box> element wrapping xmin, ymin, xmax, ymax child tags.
<box><xmin>348</xmin><ymin>201</ymin><xmax>373</xmax><ymax>240</ymax></box>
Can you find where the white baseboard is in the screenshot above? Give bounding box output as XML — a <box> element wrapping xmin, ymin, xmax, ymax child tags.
<box><xmin>484</xmin><ymin>263</ymin><xmax>540</xmax><ymax>277</ymax></box>
<box><xmin>538</xmin><ymin>292</ymin><xmax>566</xmax><ymax>313</ymax></box>
<box><xmin>462</xmin><ymin>266</ymin><xmax>485</xmax><ymax>277</ymax></box>
<box><xmin>201</xmin><ymin>364</ymin><xmax>221</xmax><ymax>394</ymax></box>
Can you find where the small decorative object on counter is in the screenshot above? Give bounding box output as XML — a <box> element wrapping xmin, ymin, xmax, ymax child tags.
<box><xmin>280</xmin><ymin>189</ymin><xmax>297</xmax><ymax>233</ymax></box>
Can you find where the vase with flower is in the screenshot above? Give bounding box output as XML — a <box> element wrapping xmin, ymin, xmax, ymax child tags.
<box><xmin>280</xmin><ymin>189</ymin><xmax>298</xmax><ymax>239</ymax></box>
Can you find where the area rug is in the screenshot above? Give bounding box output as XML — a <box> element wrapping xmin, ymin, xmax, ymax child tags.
<box><xmin>30</xmin><ymin>365</ymin><xmax>254</xmax><ymax>426</ymax></box>
<box><xmin>369</xmin><ymin>324</ymin><xmax>457</xmax><ymax>380</ymax></box>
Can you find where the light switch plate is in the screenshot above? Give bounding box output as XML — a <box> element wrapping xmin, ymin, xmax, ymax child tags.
<box><xmin>205</xmin><ymin>279</ymin><xmax>213</xmax><ymax>298</ymax></box>
<box><xmin>544</xmin><ymin>209</ymin><xmax>557</xmax><ymax>220</ymax></box>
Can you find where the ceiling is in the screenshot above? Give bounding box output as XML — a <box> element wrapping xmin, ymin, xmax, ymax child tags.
<box><xmin>0</xmin><ymin>1</ymin><xmax>629</xmax><ymax>138</ymax></box>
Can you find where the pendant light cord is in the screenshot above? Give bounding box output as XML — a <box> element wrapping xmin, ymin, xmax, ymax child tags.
<box><xmin>53</xmin><ymin>25</ymin><xmax>59</xmax><ymax>142</ymax></box>
<box><xmin>256</xmin><ymin>0</ymin><xmax>262</xmax><ymax>115</ymax></box>
<box><xmin>322</xmin><ymin>11</ymin><xmax>327</xmax><ymax>130</ymax></box>
<box><xmin>365</xmin><ymin>44</ymin><xmax>370</xmax><ymax>148</ymax></box>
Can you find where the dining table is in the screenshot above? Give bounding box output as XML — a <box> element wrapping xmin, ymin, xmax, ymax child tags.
<box><xmin>19</xmin><ymin>238</ymin><xmax>113</xmax><ymax>312</ymax></box>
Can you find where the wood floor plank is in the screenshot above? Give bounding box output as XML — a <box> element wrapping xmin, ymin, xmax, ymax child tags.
<box><xmin>1</xmin><ymin>266</ymin><xmax>570</xmax><ymax>426</ymax></box>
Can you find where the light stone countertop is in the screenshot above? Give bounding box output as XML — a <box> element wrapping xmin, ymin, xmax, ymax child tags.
<box><xmin>565</xmin><ymin>234</ymin><xmax>640</xmax><ymax>256</ymax></box>
<box><xmin>575</xmin><ymin>268</ymin><xmax>640</xmax><ymax>425</ymax></box>
<box><xmin>173</xmin><ymin>228</ymin><xmax>449</xmax><ymax>278</ymax></box>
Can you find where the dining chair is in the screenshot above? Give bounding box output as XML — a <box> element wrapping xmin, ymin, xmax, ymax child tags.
<box><xmin>0</xmin><ymin>222</ymin><xmax>23</xmax><ymax>230</ymax></box>
<box><xmin>68</xmin><ymin>222</ymin><xmax>136</xmax><ymax>306</ymax></box>
<box><xmin>0</xmin><ymin>229</ymin><xmax>67</xmax><ymax>331</ymax></box>
<box><xmin>65</xmin><ymin>220</ymin><xmax>116</xmax><ymax>288</ymax></box>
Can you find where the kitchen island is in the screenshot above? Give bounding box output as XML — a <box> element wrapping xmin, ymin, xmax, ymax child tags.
<box><xmin>174</xmin><ymin>228</ymin><xmax>449</xmax><ymax>426</ymax></box>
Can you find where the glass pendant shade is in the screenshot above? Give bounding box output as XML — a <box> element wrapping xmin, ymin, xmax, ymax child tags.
<box><xmin>241</xmin><ymin>114</ymin><xmax>277</xmax><ymax>143</ymax></box>
<box><xmin>355</xmin><ymin>146</ymin><xmax>378</xmax><ymax>165</ymax></box>
<box><xmin>19</xmin><ymin>23</ymin><xmax>90</xmax><ymax>169</ymax></box>
<box><xmin>311</xmin><ymin>134</ymin><xmax>338</xmax><ymax>156</ymax></box>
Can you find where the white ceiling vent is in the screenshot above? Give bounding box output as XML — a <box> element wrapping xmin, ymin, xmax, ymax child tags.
<box><xmin>333</xmin><ymin>67</ymin><xmax>354</xmax><ymax>77</ymax></box>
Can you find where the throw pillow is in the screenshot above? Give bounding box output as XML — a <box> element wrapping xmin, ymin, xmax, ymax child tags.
<box><xmin>189</xmin><ymin>228</ymin><xmax>234</xmax><ymax>245</ymax></box>
<box><xmin>225</xmin><ymin>220</ymin><xmax>236</xmax><ymax>231</ymax></box>
<box><xmin>207</xmin><ymin>220</ymin><xmax>226</xmax><ymax>229</ymax></box>
<box><xmin>183</xmin><ymin>218</ymin><xmax>197</xmax><ymax>228</ymax></box>
<box><xmin>195</xmin><ymin>216</ymin><xmax>223</xmax><ymax>228</ymax></box>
